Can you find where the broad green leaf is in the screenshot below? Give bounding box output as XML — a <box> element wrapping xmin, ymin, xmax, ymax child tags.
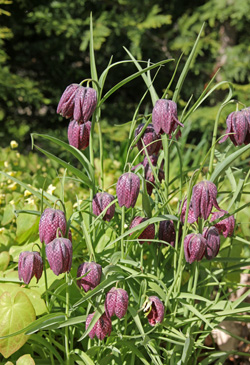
<box><xmin>73</xmin><ymin>349</ymin><xmax>95</xmax><ymax>365</ymax></box>
<box><xmin>0</xmin><ymin>291</ymin><xmax>36</xmax><ymax>358</ymax></box>
<box><xmin>0</xmin><ymin>252</ymin><xmax>10</xmax><ymax>271</ymax></box>
<box><xmin>16</xmin><ymin>203</ymin><xmax>39</xmax><ymax>244</ymax></box>
<box><xmin>1</xmin><ymin>204</ymin><xmax>15</xmax><ymax>226</ymax></box>
<box><xmin>16</xmin><ymin>354</ymin><xmax>35</xmax><ymax>365</ymax></box>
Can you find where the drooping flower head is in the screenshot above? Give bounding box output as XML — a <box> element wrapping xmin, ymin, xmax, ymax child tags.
<box><xmin>158</xmin><ymin>220</ymin><xmax>176</xmax><ymax>247</ymax></box>
<box><xmin>179</xmin><ymin>198</ymin><xmax>196</xmax><ymax>224</ymax></box>
<box><xmin>129</xmin><ymin>216</ymin><xmax>155</xmax><ymax>244</ymax></box>
<box><xmin>191</xmin><ymin>181</ymin><xmax>221</xmax><ymax>221</ymax></box>
<box><xmin>57</xmin><ymin>83</ymin><xmax>97</xmax><ymax>123</ymax></box>
<box><xmin>86</xmin><ymin>312</ymin><xmax>112</xmax><ymax>340</ymax></box>
<box><xmin>92</xmin><ymin>192</ymin><xmax>115</xmax><ymax>222</ymax></box>
<box><xmin>39</xmin><ymin>208</ymin><xmax>68</xmax><ymax>245</ymax></box>
<box><xmin>18</xmin><ymin>251</ymin><xmax>43</xmax><ymax>284</ymax></box>
<box><xmin>184</xmin><ymin>233</ymin><xmax>206</xmax><ymax>264</ymax></box>
<box><xmin>77</xmin><ymin>262</ymin><xmax>102</xmax><ymax>292</ymax></box>
<box><xmin>46</xmin><ymin>238</ymin><xmax>72</xmax><ymax>276</ymax></box>
<box><xmin>116</xmin><ymin>172</ymin><xmax>140</xmax><ymax>209</ymax></box>
<box><xmin>105</xmin><ymin>287</ymin><xmax>129</xmax><ymax>319</ymax></box>
<box><xmin>143</xmin><ymin>296</ymin><xmax>164</xmax><ymax>326</ymax></box>
<box><xmin>219</xmin><ymin>109</ymin><xmax>250</xmax><ymax>146</ymax></box>
<box><xmin>142</xmin><ymin>155</ymin><xmax>164</xmax><ymax>195</ymax></box>
<box><xmin>152</xmin><ymin>99</ymin><xmax>184</xmax><ymax>137</ymax></box>
<box><xmin>210</xmin><ymin>210</ymin><xmax>235</xmax><ymax>238</ymax></box>
<box><xmin>135</xmin><ymin>123</ymin><xmax>162</xmax><ymax>156</ymax></box>
<box><xmin>203</xmin><ymin>226</ymin><xmax>220</xmax><ymax>260</ymax></box>
<box><xmin>68</xmin><ymin>120</ymin><xmax>91</xmax><ymax>150</ymax></box>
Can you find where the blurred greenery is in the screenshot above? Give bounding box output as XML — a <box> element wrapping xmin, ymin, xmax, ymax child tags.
<box><xmin>0</xmin><ymin>0</ymin><xmax>250</xmax><ymax>149</ymax></box>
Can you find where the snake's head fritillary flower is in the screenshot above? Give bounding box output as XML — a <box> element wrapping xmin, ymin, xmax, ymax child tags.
<box><xmin>184</xmin><ymin>233</ymin><xmax>206</xmax><ymax>264</ymax></box>
<box><xmin>116</xmin><ymin>172</ymin><xmax>140</xmax><ymax>208</ymax></box>
<box><xmin>129</xmin><ymin>216</ymin><xmax>155</xmax><ymax>244</ymax></box>
<box><xmin>105</xmin><ymin>287</ymin><xmax>129</xmax><ymax>319</ymax></box>
<box><xmin>143</xmin><ymin>296</ymin><xmax>164</xmax><ymax>326</ymax></box>
<box><xmin>142</xmin><ymin>155</ymin><xmax>164</xmax><ymax>196</ymax></box>
<box><xmin>135</xmin><ymin>123</ymin><xmax>162</xmax><ymax>156</ymax></box>
<box><xmin>179</xmin><ymin>198</ymin><xmax>196</xmax><ymax>224</ymax></box>
<box><xmin>219</xmin><ymin>109</ymin><xmax>250</xmax><ymax>146</ymax></box>
<box><xmin>77</xmin><ymin>262</ymin><xmax>102</xmax><ymax>292</ymax></box>
<box><xmin>152</xmin><ymin>99</ymin><xmax>184</xmax><ymax>137</ymax></box>
<box><xmin>68</xmin><ymin>120</ymin><xmax>91</xmax><ymax>150</ymax></box>
<box><xmin>18</xmin><ymin>251</ymin><xmax>43</xmax><ymax>284</ymax></box>
<box><xmin>39</xmin><ymin>208</ymin><xmax>68</xmax><ymax>245</ymax></box>
<box><xmin>203</xmin><ymin>226</ymin><xmax>220</xmax><ymax>260</ymax></box>
<box><xmin>92</xmin><ymin>192</ymin><xmax>115</xmax><ymax>222</ymax></box>
<box><xmin>158</xmin><ymin>220</ymin><xmax>176</xmax><ymax>247</ymax></box>
<box><xmin>191</xmin><ymin>181</ymin><xmax>221</xmax><ymax>221</ymax></box>
<box><xmin>86</xmin><ymin>312</ymin><xmax>112</xmax><ymax>340</ymax></box>
<box><xmin>46</xmin><ymin>238</ymin><xmax>72</xmax><ymax>275</ymax></box>
<box><xmin>57</xmin><ymin>83</ymin><xmax>97</xmax><ymax>123</ymax></box>
<box><xmin>210</xmin><ymin>210</ymin><xmax>235</xmax><ymax>238</ymax></box>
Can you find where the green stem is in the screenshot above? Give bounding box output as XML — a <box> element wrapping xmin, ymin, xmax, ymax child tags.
<box><xmin>97</xmin><ymin>121</ymin><xmax>104</xmax><ymax>190</ymax></box>
<box><xmin>89</xmin><ymin>111</ymin><xmax>96</xmax><ymax>242</ymax></box>
<box><xmin>65</xmin><ymin>273</ymin><xmax>70</xmax><ymax>365</ymax></box>
<box><xmin>121</xmin><ymin>206</ymin><xmax>125</xmax><ymax>259</ymax></box>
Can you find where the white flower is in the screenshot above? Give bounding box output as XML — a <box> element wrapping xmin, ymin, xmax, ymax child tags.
<box><xmin>47</xmin><ymin>184</ymin><xmax>56</xmax><ymax>195</ymax></box>
<box><xmin>10</xmin><ymin>140</ymin><xmax>18</xmax><ymax>149</ymax></box>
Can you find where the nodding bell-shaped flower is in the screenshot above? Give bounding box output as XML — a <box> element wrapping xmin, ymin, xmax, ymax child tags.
<box><xmin>179</xmin><ymin>198</ymin><xmax>196</xmax><ymax>224</ymax></box>
<box><xmin>210</xmin><ymin>210</ymin><xmax>235</xmax><ymax>238</ymax></box>
<box><xmin>158</xmin><ymin>220</ymin><xmax>176</xmax><ymax>247</ymax></box>
<box><xmin>219</xmin><ymin>109</ymin><xmax>250</xmax><ymax>146</ymax></box>
<box><xmin>57</xmin><ymin>83</ymin><xmax>97</xmax><ymax>123</ymax></box>
<box><xmin>86</xmin><ymin>312</ymin><xmax>112</xmax><ymax>340</ymax></box>
<box><xmin>135</xmin><ymin>123</ymin><xmax>162</xmax><ymax>156</ymax></box>
<box><xmin>143</xmin><ymin>296</ymin><xmax>164</xmax><ymax>326</ymax></box>
<box><xmin>68</xmin><ymin>120</ymin><xmax>91</xmax><ymax>150</ymax></box>
<box><xmin>18</xmin><ymin>251</ymin><xmax>43</xmax><ymax>284</ymax></box>
<box><xmin>143</xmin><ymin>155</ymin><xmax>164</xmax><ymax>196</ymax></box>
<box><xmin>39</xmin><ymin>208</ymin><xmax>69</xmax><ymax>245</ymax></box>
<box><xmin>105</xmin><ymin>287</ymin><xmax>129</xmax><ymax>319</ymax></box>
<box><xmin>77</xmin><ymin>262</ymin><xmax>102</xmax><ymax>292</ymax></box>
<box><xmin>152</xmin><ymin>99</ymin><xmax>184</xmax><ymax>137</ymax></box>
<box><xmin>129</xmin><ymin>216</ymin><xmax>155</xmax><ymax>244</ymax></box>
<box><xmin>92</xmin><ymin>192</ymin><xmax>115</xmax><ymax>222</ymax></box>
<box><xmin>184</xmin><ymin>233</ymin><xmax>206</xmax><ymax>264</ymax></box>
<box><xmin>191</xmin><ymin>181</ymin><xmax>221</xmax><ymax>221</ymax></box>
<box><xmin>203</xmin><ymin>226</ymin><xmax>220</xmax><ymax>260</ymax></box>
<box><xmin>116</xmin><ymin>172</ymin><xmax>140</xmax><ymax>209</ymax></box>
<box><xmin>46</xmin><ymin>238</ymin><xmax>72</xmax><ymax>275</ymax></box>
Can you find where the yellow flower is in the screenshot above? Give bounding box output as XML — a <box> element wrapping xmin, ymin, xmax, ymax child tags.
<box><xmin>4</xmin><ymin>161</ymin><xmax>8</xmax><ymax>168</ymax></box>
<box><xmin>7</xmin><ymin>171</ymin><xmax>16</xmax><ymax>177</ymax></box>
<box><xmin>73</xmin><ymin>199</ymin><xmax>83</xmax><ymax>208</ymax></box>
<box><xmin>0</xmin><ymin>227</ymin><xmax>6</xmax><ymax>233</ymax></box>
<box><xmin>24</xmin><ymin>190</ymin><xmax>32</xmax><ymax>197</ymax></box>
<box><xmin>16</xmin><ymin>152</ymin><xmax>20</xmax><ymax>158</ymax></box>
<box><xmin>46</xmin><ymin>184</ymin><xmax>56</xmax><ymax>195</ymax></box>
<box><xmin>10</xmin><ymin>140</ymin><xmax>18</xmax><ymax>149</ymax></box>
<box><xmin>8</xmin><ymin>182</ymin><xmax>17</xmax><ymax>191</ymax></box>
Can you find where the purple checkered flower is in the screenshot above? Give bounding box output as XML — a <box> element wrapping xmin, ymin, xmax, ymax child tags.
<box><xmin>184</xmin><ymin>233</ymin><xmax>206</xmax><ymax>264</ymax></box>
<box><xmin>152</xmin><ymin>99</ymin><xmax>184</xmax><ymax>137</ymax></box>
<box><xmin>68</xmin><ymin>120</ymin><xmax>91</xmax><ymax>150</ymax></box>
<box><xmin>57</xmin><ymin>83</ymin><xmax>97</xmax><ymax>123</ymax></box>
<box><xmin>92</xmin><ymin>192</ymin><xmax>115</xmax><ymax>221</ymax></box>
<box><xmin>18</xmin><ymin>251</ymin><xmax>43</xmax><ymax>284</ymax></box>
<box><xmin>77</xmin><ymin>262</ymin><xmax>102</xmax><ymax>292</ymax></box>
<box><xmin>203</xmin><ymin>226</ymin><xmax>220</xmax><ymax>260</ymax></box>
<box><xmin>191</xmin><ymin>181</ymin><xmax>221</xmax><ymax>221</ymax></box>
<box><xmin>179</xmin><ymin>198</ymin><xmax>196</xmax><ymax>224</ymax></box>
<box><xmin>116</xmin><ymin>172</ymin><xmax>140</xmax><ymax>208</ymax></box>
<box><xmin>130</xmin><ymin>216</ymin><xmax>155</xmax><ymax>244</ymax></box>
<box><xmin>142</xmin><ymin>155</ymin><xmax>164</xmax><ymax>196</ymax></box>
<box><xmin>135</xmin><ymin>123</ymin><xmax>162</xmax><ymax>156</ymax></box>
<box><xmin>219</xmin><ymin>109</ymin><xmax>250</xmax><ymax>146</ymax></box>
<box><xmin>39</xmin><ymin>208</ymin><xmax>68</xmax><ymax>245</ymax></box>
<box><xmin>143</xmin><ymin>296</ymin><xmax>164</xmax><ymax>326</ymax></box>
<box><xmin>46</xmin><ymin>238</ymin><xmax>72</xmax><ymax>275</ymax></box>
<box><xmin>210</xmin><ymin>210</ymin><xmax>235</xmax><ymax>238</ymax></box>
<box><xmin>105</xmin><ymin>287</ymin><xmax>129</xmax><ymax>319</ymax></box>
<box><xmin>158</xmin><ymin>220</ymin><xmax>176</xmax><ymax>247</ymax></box>
<box><xmin>86</xmin><ymin>312</ymin><xmax>112</xmax><ymax>340</ymax></box>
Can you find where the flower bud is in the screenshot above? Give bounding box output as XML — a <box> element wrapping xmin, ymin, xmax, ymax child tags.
<box><xmin>129</xmin><ymin>216</ymin><xmax>155</xmax><ymax>244</ymax></box>
<box><xmin>219</xmin><ymin>109</ymin><xmax>249</xmax><ymax>146</ymax></box>
<box><xmin>46</xmin><ymin>238</ymin><xmax>72</xmax><ymax>275</ymax></box>
<box><xmin>86</xmin><ymin>312</ymin><xmax>112</xmax><ymax>340</ymax></box>
<box><xmin>143</xmin><ymin>296</ymin><xmax>164</xmax><ymax>326</ymax></box>
<box><xmin>210</xmin><ymin>210</ymin><xmax>235</xmax><ymax>238</ymax></box>
<box><xmin>18</xmin><ymin>251</ymin><xmax>43</xmax><ymax>284</ymax></box>
<box><xmin>152</xmin><ymin>99</ymin><xmax>184</xmax><ymax>137</ymax></box>
<box><xmin>39</xmin><ymin>208</ymin><xmax>69</xmax><ymax>245</ymax></box>
<box><xmin>184</xmin><ymin>233</ymin><xmax>206</xmax><ymax>264</ymax></box>
<box><xmin>77</xmin><ymin>262</ymin><xmax>102</xmax><ymax>292</ymax></box>
<box><xmin>57</xmin><ymin>83</ymin><xmax>97</xmax><ymax>123</ymax></box>
<box><xmin>105</xmin><ymin>287</ymin><xmax>129</xmax><ymax>319</ymax></box>
<box><xmin>191</xmin><ymin>181</ymin><xmax>221</xmax><ymax>221</ymax></box>
<box><xmin>179</xmin><ymin>198</ymin><xmax>196</xmax><ymax>224</ymax></box>
<box><xmin>92</xmin><ymin>192</ymin><xmax>115</xmax><ymax>221</ymax></box>
<box><xmin>68</xmin><ymin>120</ymin><xmax>91</xmax><ymax>150</ymax></box>
<box><xmin>135</xmin><ymin>123</ymin><xmax>162</xmax><ymax>156</ymax></box>
<box><xmin>158</xmin><ymin>220</ymin><xmax>176</xmax><ymax>247</ymax></box>
<box><xmin>116</xmin><ymin>172</ymin><xmax>140</xmax><ymax>208</ymax></box>
<box><xmin>203</xmin><ymin>226</ymin><xmax>220</xmax><ymax>260</ymax></box>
